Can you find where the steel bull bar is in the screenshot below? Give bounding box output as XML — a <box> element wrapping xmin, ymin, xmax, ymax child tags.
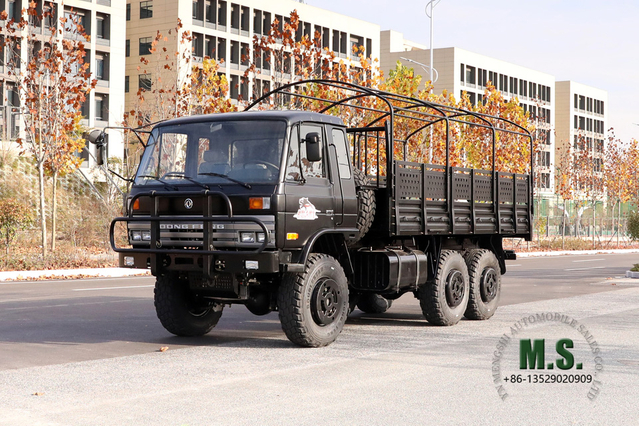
<box><xmin>109</xmin><ymin>190</ymin><xmax>272</xmax><ymax>277</ymax></box>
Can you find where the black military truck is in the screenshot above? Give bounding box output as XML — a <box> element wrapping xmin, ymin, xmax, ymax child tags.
<box><xmin>95</xmin><ymin>80</ymin><xmax>533</xmax><ymax>347</ymax></box>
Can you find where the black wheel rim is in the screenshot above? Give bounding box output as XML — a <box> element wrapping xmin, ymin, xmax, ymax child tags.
<box><xmin>445</xmin><ymin>270</ymin><xmax>465</xmax><ymax>308</ymax></box>
<box><xmin>480</xmin><ymin>268</ymin><xmax>498</xmax><ymax>303</ymax></box>
<box><xmin>311</xmin><ymin>278</ymin><xmax>342</xmax><ymax>326</ymax></box>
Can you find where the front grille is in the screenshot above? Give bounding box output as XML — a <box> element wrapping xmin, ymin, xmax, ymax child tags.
<box><xmin>129</xmin><ymin>215</ymin><xmax>275</xmax><ymax>250</ymax></box>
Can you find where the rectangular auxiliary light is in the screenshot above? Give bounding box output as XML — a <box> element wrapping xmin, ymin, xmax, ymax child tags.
<box><xmin>240</xmin><ymin>232</ymin><xmax>255</xmax><ymax>243</ymax></box>
<box><xmin>245</xmin><ymin>260</ymin><xmax>259</xmax><ymax>270</ymax></box>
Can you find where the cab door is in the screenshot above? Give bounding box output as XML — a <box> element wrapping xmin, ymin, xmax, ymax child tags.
<box><xmin>283</xmin><ymin>123</ymin><xmax>335</xmax><ymax>247</ymax></box>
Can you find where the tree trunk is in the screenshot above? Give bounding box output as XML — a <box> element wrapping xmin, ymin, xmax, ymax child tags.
<box><xmin>592</xmin><ymin>201</ymin><xmax>596</xmax><ymax>249</ymax></box>
<box><xmin>561</xmin><ymin>201</ymin><xmax>566</xmax><ymax>250</ymax></box>
<box><xmin>618</xmin><ymin>201</ymin><xmax>621</xmax><ymax>248</ymax></box>
<box><xmin>51</xmin><ymin>171</ymin><xmax>58</xmax><ymax>253</ymax></box>
<box><xmin>37</xmin><ymin>161</ymin><xmax>48</xmax><ymax>259</ymax></box>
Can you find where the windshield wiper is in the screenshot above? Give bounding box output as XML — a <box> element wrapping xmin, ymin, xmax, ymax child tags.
<box><xmin>136</xmin><ymin>175</ymin><xmax>179</xmax><ymax>190</ymax></box>
<box><xmin>162</xmin><ymin>172</ymin><xmax>210</xmax><ymax>190</ymax></box>
<box><xmin>198</xmin><ymin>172</ymin><xmax>252</xmax><ymax>189</ymax></box>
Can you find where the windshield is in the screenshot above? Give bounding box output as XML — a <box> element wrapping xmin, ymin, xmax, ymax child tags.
<box><xmin>135</xmin><ymin>119</ymin><xmax>287</xmax><ymax>186</ymax></box>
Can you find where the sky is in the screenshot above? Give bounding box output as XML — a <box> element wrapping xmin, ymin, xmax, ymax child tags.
<box><xmin>305</xmin><ymin>0</ymin><xmax>639</xmax><ymax>144</ymax></box>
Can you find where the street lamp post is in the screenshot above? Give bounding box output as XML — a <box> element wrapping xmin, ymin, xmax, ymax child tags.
<box><xmin>399</xmin><ymin>56</ymin><xmax>438</xmax><ymax>163</ymax></box>
<box><xmin>425</xmin><ymin>0</ymin><xmax>441</xmax><ymax>85</ymax></box>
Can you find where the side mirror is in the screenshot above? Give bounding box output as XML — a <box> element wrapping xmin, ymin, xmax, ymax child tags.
<box><xmin>84</xmin><ymin>129</ymin><xmax>107</xmax><ymax>166</ymax></box>
<box><xmin>304</xmin><ymin>132</ymin><xmax>321</xmax><ymax>162</ymax></box>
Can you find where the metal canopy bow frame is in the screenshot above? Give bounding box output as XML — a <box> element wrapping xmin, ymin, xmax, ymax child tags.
<box><xmin>245</xmin><ymin>79</ymin><xmax>533</xmax><ymax>176</ymax></box>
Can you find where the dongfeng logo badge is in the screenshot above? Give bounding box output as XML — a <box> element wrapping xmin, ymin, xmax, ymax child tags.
<box><xmin>184</xmin><ymin>198</ymin><xmax>193</xmax><ymax>209</ymax></box>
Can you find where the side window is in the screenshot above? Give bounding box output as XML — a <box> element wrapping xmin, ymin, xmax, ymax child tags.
<box><xmin>331</xmin><ymin>128</ymin><xmax>351</xmax><ymax>179</ymax></box>
<box><xmin>300</xmin><ymin>124</ymin><xmax>325</xmax><ymax>179</ymax></box>
<box><xmin>285</xmin><ymin>126</ymin><xmax>300</xmax><ymax>181</ymax></box>
<box><xmin>286</xmin><ymin>124</ymin><xmax>326</xmax><ymax>181</ymax></box>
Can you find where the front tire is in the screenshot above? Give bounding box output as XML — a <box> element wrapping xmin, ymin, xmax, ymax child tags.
<box><xmin>154</xmin><ymin>273</ymin><xmax>223</xmax><ymax>336</ymax></box>
<box><xmin>464</xmin><ymin>249</ymin><xmax>501</xmax><ymax>320</ymax></box>
<box><xmin>357</xmin><ymin>293</ymin><xmax>393</xmax><ymax>314</ymax></box>
<box><xmin>418</xmin><ymin>250</ymin><xmax>469</xmax><ymax>326</ymax></box>
<box><xmin>278</xmin><ymin>254</ymin><xmax>349</xmax><ymax>347</ymax></box>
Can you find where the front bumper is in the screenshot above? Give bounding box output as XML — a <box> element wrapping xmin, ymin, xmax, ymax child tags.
<box><xmin>119</xmin><ymin>250</ymin><xmax>281</xmax><ymax>274</ymax></box>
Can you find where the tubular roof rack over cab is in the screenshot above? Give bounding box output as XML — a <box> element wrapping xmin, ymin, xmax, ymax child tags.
<box><xmin>245</xmin><ymin>79</ymin><xmax>533</xmax><ymax>179</ymax></box>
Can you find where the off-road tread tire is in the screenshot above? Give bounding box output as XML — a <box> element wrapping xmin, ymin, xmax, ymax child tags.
<box><xmin>277</xmin><ymin>254</ymin><xmax>349</xmax><ymax>347</ymax></box>
<box><xmin>418</xmin><ymin>250</ymin><xmax>469</xmax><ymax>326</ymax></box>
<box><xmin>154</xmin><ymin>274</ymin><xmax>223</xmax><ymax>337</ymax></box>
<box><xmin>352</xmin><ymin>169</ymin><xmax>376</xmax><ymax>243</ymax></box>
<box><xmin>357</xmin><ymin>293</ymin><xmax>393</xmax><ymax>314</ymax></box>
<box><xmin>464</xmin><ymin>249</ymin><xmax>501</xmax><ymax>320</ymax></box>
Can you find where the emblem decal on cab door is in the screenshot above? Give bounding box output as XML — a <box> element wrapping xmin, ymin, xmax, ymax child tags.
<box><xmin>293</xmin><ymin>197</ymin><xmax>320</xmax><ymax>220</ymax></box>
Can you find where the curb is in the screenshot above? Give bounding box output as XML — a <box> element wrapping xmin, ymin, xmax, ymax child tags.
<box><xmin>516</xmin><ymin>248</ymin><xmax>639</xmax><ymax>258</ymax></box>
<box><xmin>0</xmin><ymin>267</ymin><xmax>151</xmax><ymax>282</ymax></box>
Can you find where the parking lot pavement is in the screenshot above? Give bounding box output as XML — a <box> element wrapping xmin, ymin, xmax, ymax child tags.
<box><xmin>1</xmin><ymin>285</ymin><xmax>638</xmax><ymax>426</ymax></box>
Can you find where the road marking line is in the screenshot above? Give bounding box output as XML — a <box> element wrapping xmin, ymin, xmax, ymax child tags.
<box><xmin>572</xmin><ymin>258</ymin><xmax>606</xmax><ymax>263</ymax></box>
<box><xmin>507</xmin><ymin>264</ymin><xmax>522</xmax><ymax>267</ymax></box>
<box><xmin>72</xmin><ymin>285</ymin><xmax>154</xmax><ymax>292</ymax></box>
<box><xmin>1</xmin><ymin>299</ymin><xmax>138</xmax><ymax>312</ymax></box>
<box><xmin>564</xmin><ymin>266</ymin><xmax>606</xmax><ymax>271</ymax></box>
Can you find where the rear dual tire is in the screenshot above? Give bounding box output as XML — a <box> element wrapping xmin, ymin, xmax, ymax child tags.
<box><xmin>464</xmin><ymin>249</ymin><xmax>501</xmax><ymax>320</ymax></box>
<box><xmin>418</xmin><ymin>250</ymin><xmax>469</xmax><ymax>326</ymax></box>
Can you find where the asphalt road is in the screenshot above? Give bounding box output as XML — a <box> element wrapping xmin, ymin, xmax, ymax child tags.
<box><xmin>1</xmin><ymin>252</ymin><xmax>638</xmax><ymax>425</ymax></box>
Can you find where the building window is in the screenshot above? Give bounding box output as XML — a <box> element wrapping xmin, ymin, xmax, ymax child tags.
<box><xmin>192</xmin><ymin>33</ymin><xmax>203</xmax><ymax>58</ymax></box>
<box><xmin>350</xmin><ymin>34</ymin><xmax>363</xmax><ymax>56</ymax></box>
<box><xmin>217</xmin><ymin>37</ymin><xmax>226</xmax><ymax>62</ymax></box>
<box><xmin>64</xmin><ymin>7</ymin><xmax>90</xmax><ymax>36</ymax></box>
<box><xmin>139</xmin><ymin>74</ymin><xmax>152</xmax><ymax>91</ymax></box>
<box><xmin>205</xmin><ymin>0</ymin><xmax>215</xmax><ymax>24</ymax></box>
<box><xmin>230</xmin><ymin>40</ymin><xmax>238</xmax><ymax>64</ymax></box>
<box><xmin>96</xmin><ymin>13</ymin><xmax>110</xmax><ymax>40</ymax></box>
<box><xmin>95</xmin><ymin>53</ymin><xmax>109</xmax><ymax>80</ymax></box>
<box><xmin>230</xmin><ymin>3</ymin><xmax>239</xmax><ymax>33</ymax></box>
<box><xmin>217</xmin><ymin>1</ymin><xmax>227</xmax><ymax>27</ymax></box>
<box><xmin>241</xmin><ymin>42</ymin><xmax>249</xmax><ymax>67</ymax></box>
<box><xmin>240</xmin><ymin>6</ymin><xmax>249</xmax><ymax>35</ymax></box>
<box><xmin>126</xmin><ymin>3</ymin><xmax>131</xmax><ymax>21</ymax></box>
<box><xmin>253</xmin><ymin>9</ymin><xmax>262</xmax><ymax>35</ymax></box>
<box><xmin>193</xmin><ymin>0</ymin><xmax>203</xmax><ymax>21</ymax></box>
<box><xmin>205</xmin><ymin>35</ymin><xmax>215</xmax><ymax>58</ymax></box>
<box><xmin>140</xmin><ymin>1</ymin><xmax>153</xmax><ymax>19</ymax></box>
<box><xmin>125</xmin><ymin>75</ymin><xmax>129</xmax><ymax>93</ymax></box>
<box><xmin>230</xmin><ymin>74</ymin><xmax>238</xmax><ymax>99</ymax></box>
<box><xmin>125</xmin><ymin>39</ymin><xmax>130</xmax><ymax>57</ymax></box>
<box><xmin>263</xmin><ymin>12</ymin><xmax>272</xmax><ymax>35</ymax></box>
<box><xmin>8</xmin><ymin>0</ymin><xmax>20</xmax><ymax>21</ymax></box>
<box><xmin>139</xmin><ymin>37</ymin><xmax>152</xmax><ymax>55</ymax></box>
<box><xmin>95</xmin><ymin>95</ymin><xmax>108</xmax><ymax>121</ymax></box>
<box><xmin>465</xmin><ymin>66</ymin><xmax>475</xmax><ymax>85</ymax></box>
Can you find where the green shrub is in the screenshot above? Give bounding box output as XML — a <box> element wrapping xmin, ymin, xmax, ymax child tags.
<box><xmin>627</xmin><ymin>210</ymin><xmax>639</xmax><ymax>241</ymax></box>
<box><xmin>0</xmin><ymin>198</ymin><xmax>34</xmax><ymax>254</ymax></box>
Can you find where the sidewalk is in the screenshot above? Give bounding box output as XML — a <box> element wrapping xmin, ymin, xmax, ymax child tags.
<box><xmin>2</xmin><ymin>248</ymin><xmax>639</xmax><ymax>281</ymax></box>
